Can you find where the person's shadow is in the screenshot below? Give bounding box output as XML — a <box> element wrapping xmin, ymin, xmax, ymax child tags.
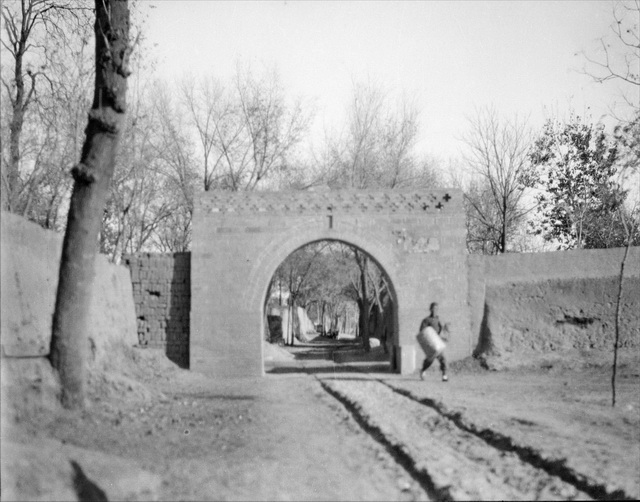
<box><xmin>70</xmin><ymin>460</ymin><xmax>108</xmax><ymax>502</ymax></box>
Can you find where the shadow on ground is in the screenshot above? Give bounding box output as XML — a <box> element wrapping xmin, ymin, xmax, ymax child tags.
<box><xmin>264</xmin><ymin>336</ymin><xmax>393</xmax><ymax>375</ymax></box>
<box><xmin>267</xmin><ymin>364</ymin><xmax>392</xmax><ymax>375</ymax></box>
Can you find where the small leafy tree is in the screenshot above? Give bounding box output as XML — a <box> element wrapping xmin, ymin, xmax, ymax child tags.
<box><xmin>525</xmin><ymin>115</ymin><xmax>624</xmax><ymax>249</ymax></box>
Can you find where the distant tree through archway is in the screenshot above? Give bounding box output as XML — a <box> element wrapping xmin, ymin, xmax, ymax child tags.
<box><xmin>263</xmin><ymin>239</ymin><xmax>397</xmax><ymax>371</ymax></box>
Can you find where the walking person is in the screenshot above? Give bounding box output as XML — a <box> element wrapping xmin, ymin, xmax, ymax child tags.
<box><xmin>417</xmin><ymin>302</ymin><xmax>449</xmax><ymax>381</ymax></box>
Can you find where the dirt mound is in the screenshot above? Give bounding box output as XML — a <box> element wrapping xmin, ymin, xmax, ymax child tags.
<box><xmin>85</xmin><ymin>342</ymin><xmax>183</xmax><ymax>404</ymax></box>
<box><xmin>2</xmin><ymin>342</ymin><xmax>180</xmax><ymax>426</ymax></box>
<box><xmin>1</xmin><ymin>342</ymin><xmax>180</xmax><ymax>502</ymax></box>
<box><xmin>472</xmin><ymin>346</ymin><xmax>640</xmax><ymax>373</ymax></box>
<box><xmin>1</xmin><ymin>357</ymin><xmax>62</xmax><ymax>424</ymax></box>
<box><xmin>2</xmin><ymin>437</ymin><xmax>162</xmax><ymax>501</ymax></box>
<box><xmin>449</xmin><ymin>355</ymin><xmax>488</xmax><ymax>373</ymax></box>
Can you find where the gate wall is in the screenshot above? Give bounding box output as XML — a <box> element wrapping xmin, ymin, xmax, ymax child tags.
<box><xmin>191</xmin><ymin>189</ymin><xmax>471</xmax><ymax>377</ymax></box>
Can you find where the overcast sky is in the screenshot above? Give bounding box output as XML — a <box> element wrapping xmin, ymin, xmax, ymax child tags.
<box><xmin>142</xmin><ymin>1</ymin><xmax>633</xmax><ymax>161</ymax></box>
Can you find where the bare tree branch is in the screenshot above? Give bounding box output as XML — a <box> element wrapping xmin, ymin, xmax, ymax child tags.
<box><xmin>461</xmin><ymin>106</ymin><xmax>534</xmax><ymax>253</ymax></box>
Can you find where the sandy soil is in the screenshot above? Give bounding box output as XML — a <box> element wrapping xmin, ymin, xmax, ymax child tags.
<box><xmin>2</xmin><ymin>339</ymin><xmax>638</xmax><ymax>501</ymax></box>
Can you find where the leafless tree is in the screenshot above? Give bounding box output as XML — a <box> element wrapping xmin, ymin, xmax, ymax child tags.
<box><xmin>461</xmin><ymin>107</ymin><xmax>533</xmax><ymax>254</ymax></box>
<box><xmin>50</xmin><ymin>0</ymin><xmax>131</xmax><ymax>409</ymax></box>
<box><xmin>463</xmin><ymin>179</ymin><xmax>504</xmax><ymax>254</ymax></box>
<box><xmin>20</xmin><ymin>28</ymin><xmax>94</xmax><ymax>230</ymax></box>
<box><xmin>1</xmin><ymin>0</ymin><xmax>90</xmax><ymax>211</ymax></box>
<box><xmin>181</xmin><ymin>64</ymin><xmax>312</xmax><ymax>192</ymax></box>
<box><xmin>313</xmin><ymin>81</ymin><xmax>438</xmax><ymax>346</ymax></box>
<box><xmin>325</xmin><ymin>81</ymin><xmax>438</xmax><ymax>190</ymax></box>
<box><xmin>148</xmin><ymin>82</ymin><xmax>198</xmax><ymax>251</ymax></box>
<box><xmin>578</xmin><ymin>1</ymin><xmax>639</xmax><ymax>405</ymax></box>
<box><xmin>100</xmin><ymin>78</ymin><xmax>155</xmax><ymax>261</ymax></box>
<box><xmin>100</xmin><ymin>79</ymin><xmax>198</xmax><ymax>260</ymax></box>
<box><xmin>331</xmin><ymin>243</ymin><xmax>389</xmax><ymax>352</ymax></box>
<box><xmin>180</xmin><ymin>75</ymin><xmax>228</xmax><ymax>191</ymax></box>
<box><xmin>579</xmin><ymin>0</ymin><xmax>639</xmax><ymax>115</ymax></box>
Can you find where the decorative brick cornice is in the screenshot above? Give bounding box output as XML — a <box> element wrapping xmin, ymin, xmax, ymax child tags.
<box><xmin>197</xmin><ymin>189</ymin><xmax>458</xmax><ymax>215</ymax></box>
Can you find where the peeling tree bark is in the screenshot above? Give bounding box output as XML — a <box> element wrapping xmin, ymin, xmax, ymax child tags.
<box><xmin>49</xmin><ymin>0</ymin><xmax>130</xmax><ymax>409</ymax></box>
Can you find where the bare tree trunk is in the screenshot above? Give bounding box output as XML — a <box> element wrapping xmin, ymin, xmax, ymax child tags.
<box><xmin>501</xmin><ymin>197</ymin><xmax>507</xmax><ymax>253</ymax></box>
<box><xmin>358</xmin><ymin>253</ymin><xmax>371</xmax><ymax>351</ymax></box>
<box><xmin>286</xmin><ymin>271</ymin><xmax>294</xmax><ymax>346</ymax></box>
<box><xmin>49</xmin><ymin>0</ymin><xmax>130</xmax><ymax>410</ymax></box>
<box><xmin>7</xmin><ymin>90</ymin><xmax>25</xmax><ymax>209</ymax></box>
<box><xmin>612</xmin><ymin>211</ymin><xmax>632</xmax><ymax>407</ymax></box>
<box><xmin>4</xmin><ymin>15</ymin><xmax>31</xmax><ymax>211</ymax></box>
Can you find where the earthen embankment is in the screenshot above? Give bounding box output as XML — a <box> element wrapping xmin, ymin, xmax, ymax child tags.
<box><xmin>1</xmin><ymin>212</ymin><xmax>138</xmax><ymax>396</ymax></box>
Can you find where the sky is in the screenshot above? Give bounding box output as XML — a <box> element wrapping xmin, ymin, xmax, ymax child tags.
<box><xmin>141</xmin><ymin>1</ymin><xmax>635</xmax><ymax>162</ymax></box>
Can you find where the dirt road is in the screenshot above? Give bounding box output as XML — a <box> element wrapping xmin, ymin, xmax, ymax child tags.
<box><xmin>3</xmin><ymin>361</ymin><xmax>427</xmax><ymax>501</ymax></box>
<box><xmin>2</xmin><ymin>341</ymin><xmax>639</xmax><ymax>501</ymax></box>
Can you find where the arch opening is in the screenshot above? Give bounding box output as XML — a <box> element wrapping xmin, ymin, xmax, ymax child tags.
<box><xmin>261</xmin><ymin>238</ymin><xmax>399</xmax><ymax>375</ymax></box>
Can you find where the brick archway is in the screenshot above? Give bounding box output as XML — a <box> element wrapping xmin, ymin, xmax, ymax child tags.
<box><xmin>244</xmin><ymin>232</ymin><xmax>401</xmax><ymax>367</ymax></box>
<box><xmin>191</xmin><ymin>189</ymin><xmax>471</xmax><ymax>378</ymax></box>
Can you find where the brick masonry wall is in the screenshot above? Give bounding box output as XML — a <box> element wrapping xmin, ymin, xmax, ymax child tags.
<box><xmin>123</xmin><ymin>253</ymin><xmax>191</xmax><ymax>368</ymax></box>
<box><xmin>468</xmin><ymin>247</ymin><xmax>640</xmax><ymax>356</ymax></box>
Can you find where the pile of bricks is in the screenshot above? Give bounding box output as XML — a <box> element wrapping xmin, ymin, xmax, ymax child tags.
<box><xmin>123</xmin><ymin>253</ymin><xmax>191</xmax><ymax>368</ymax></box>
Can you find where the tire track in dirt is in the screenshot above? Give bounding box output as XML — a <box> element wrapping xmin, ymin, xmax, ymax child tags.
<box><xmin>318</xmin><ymin>378</ymin><xmax>445</xmax><ymax>501</ymax></box>
<box><xmin>319</xmin><ymin>377</ymin><xmax>592</xmax><ymax>501</ymax></box>
<box><xmin>381</xmin><ymin>380</ymin><xmax>634</xmax><ymax>501</ymax></box>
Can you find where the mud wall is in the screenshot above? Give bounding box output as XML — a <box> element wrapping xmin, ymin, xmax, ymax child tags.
<box><xmin>123</xmin><ymin>253</ymin><xmax>190</xmax><ymax>368</ymax></box>
<box><xmin>1</xmin><ymin>212</ymin><xmax>138</xmax><ymax>369</ymax></box>
<box><xmin>469</xmin><ymin>247</ymin><xmax>640</xmax><ymax>359</ymax></box>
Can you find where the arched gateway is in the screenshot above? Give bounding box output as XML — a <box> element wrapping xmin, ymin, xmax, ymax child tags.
<box><xmin>191</xmin><ymin>189</ymin><xmax>472</xmax><ymax>377</ymax></box>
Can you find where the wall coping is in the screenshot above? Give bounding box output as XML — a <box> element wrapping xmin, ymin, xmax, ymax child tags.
<box><xmin>197</xmin><ymin>189</ymin><xmax>461</xmax><ymax>215</ymax></box>
<box><xmin>480</xmin><ymin>246</ymin><xmax>640</xmax><ymax>284</ymax></box>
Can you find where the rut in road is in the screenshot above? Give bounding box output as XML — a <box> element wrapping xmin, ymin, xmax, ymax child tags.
<box><xmin>382</xmin><ymin>380</ymin><xmax>634</xmax><ymax>501</ymax></box>
<box><xmin>319</xmin><ymin>377</ymin><xmax>592</xmax><ymax>501</ymax></box>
